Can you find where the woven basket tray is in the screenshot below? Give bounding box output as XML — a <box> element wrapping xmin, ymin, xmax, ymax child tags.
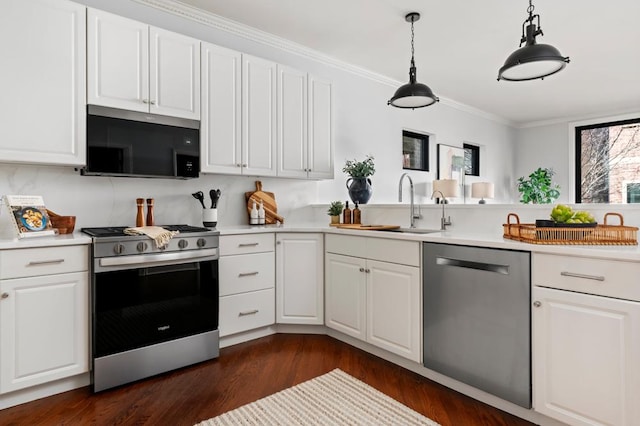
<box><xmin>503</xmin><ymin>212</ymin><xmax>638</xmax><ymax>245</ymax></box>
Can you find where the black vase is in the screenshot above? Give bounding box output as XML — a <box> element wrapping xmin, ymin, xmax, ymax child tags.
<box><xmin>346</xmin><ymin>177</ymin><xmax>373</xmax><ymax>204</ymax></box>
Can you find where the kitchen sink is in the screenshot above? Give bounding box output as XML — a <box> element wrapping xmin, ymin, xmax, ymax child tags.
<box><xmin>380</xmin><ymin>228</ymin><xmax>441</xmax><ymax>234</ymax></box>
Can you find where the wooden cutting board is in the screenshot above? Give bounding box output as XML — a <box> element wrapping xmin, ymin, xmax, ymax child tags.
<box><xmin>336</xmin><ymin>224</ymin><xmax>400</xmax><ymax>231</ymax></box>
<box><xmin>245</xmin><ymin>181</ymin><xmax>284</xmax><ymax>224</ymax></box>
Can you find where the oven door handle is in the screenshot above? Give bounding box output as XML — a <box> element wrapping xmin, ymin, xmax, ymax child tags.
<box><xmin>98</xmin><ymin>248</ymin><xmax>218</xmax><ymax>268</ymax></box>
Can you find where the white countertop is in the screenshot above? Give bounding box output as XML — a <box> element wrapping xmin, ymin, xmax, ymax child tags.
<box><xmin>0</xmin><ymin>232</ymin><xmax>92</xmax><ymax>250</ymax></box>
<box><xmin>218</xmin><ymin>223</ymin><xmax>640</xmax><ymax>261</ymax></box>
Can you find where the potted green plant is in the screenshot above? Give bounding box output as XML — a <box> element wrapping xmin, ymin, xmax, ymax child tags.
<box><xmin>517</xmin><ymin>167</ymin><xmax>560</xmax><ymax>204</ymax></box>
<box><xmin>343</xmin><ymin>155</ymin><xmax>375</xmax><ymax>204</ymax></box>
<box><xmin>327</xmin><ymin>201</ymin><xmax>344</xmax><ymax>225</ymax></box>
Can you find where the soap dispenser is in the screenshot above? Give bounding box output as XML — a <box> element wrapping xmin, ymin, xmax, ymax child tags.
<box><xmin>343</xmin><ymin>201</ymin><xmax>352</xmax><ymax>225</ymax></box>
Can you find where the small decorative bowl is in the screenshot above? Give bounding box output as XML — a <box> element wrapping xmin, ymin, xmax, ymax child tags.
<box><xmin>47</xmin><ymin>210</ymin><xmax>76</xmax><ymax>234</ymax></box>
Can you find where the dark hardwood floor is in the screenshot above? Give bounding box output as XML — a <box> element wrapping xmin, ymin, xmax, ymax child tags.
<box><xmin>0</xmin><ymin>334</ymin><xmax>534</xmax><ymax>425</ymax></box>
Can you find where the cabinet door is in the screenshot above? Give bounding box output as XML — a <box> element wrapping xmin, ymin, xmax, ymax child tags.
<box><xmin>201</xmin><ymin>43</ymin><xmax>242</xmax><ymax>174</ymax></box>
<box><xmin>87</xmin><ymin>8</ymin><xmax>148</xmax><ymax>112</ymax></box>
<box><xmin>307</xmin><ymin>75</ymin><xmax>334</xmax><ymax>179</ymax></box>
<box><xmin>0</xmin><ymin>272</ymin><xmax>89</xmax><ymax>393</ymax></box>
<box><xmin>367</xmin><ymin>260</ymin><xmax>421</xmax><ymax>362</ymax></box>
<box><xmin>276</xmin><ymin>233</ymin><xmax>323</xmax><ymax>324</ymax></box>
<box><xmin>325</xmin><ymin>253</ymin><xmax>366</xmax><ymax>339</ymax></box>
<box><xmin>533</xmin><ymin>286</ymin><xmax>640</xmax><ymax>426</ymax></box>
<box><xmin>276</xmin><ymin>65</ymin><xmax>308</xmax><ymax>178</ymax></box>
<box><xmin>242</xmin><ymin>54</ymin><xmax>277</xmax><ymax>176</ymax></box>
<box><xmin>150</xmin><ymin>27</ymin><xmax>200</xmax><ymax>119</ymax></box>
<box><xmin>0</xmin><ymin>0</ymin><xmax>86</xmax><ymax>166</ymax></box>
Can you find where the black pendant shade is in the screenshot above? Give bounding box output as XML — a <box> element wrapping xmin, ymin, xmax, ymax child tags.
<box><xmin>388</xmin><ymin>12</ymin><xmax>438</xmax><ymax>109</ymax></box>
<box><xmin>498</xmin><ymin>1</ymin><xmax>569</xmax><ymax>81</ymax></box>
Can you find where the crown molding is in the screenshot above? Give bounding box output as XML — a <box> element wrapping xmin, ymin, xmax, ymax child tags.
<box><xmin>133</xmin><ymin>0</ymin><xmax>514</xmax><ymax>127</ymax></box>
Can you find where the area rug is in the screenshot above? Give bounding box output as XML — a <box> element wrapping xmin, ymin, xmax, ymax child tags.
<box><xmin>195</xmin><ymin>368</ymin><xmax>439</xmax><ymax>425</ymax></box>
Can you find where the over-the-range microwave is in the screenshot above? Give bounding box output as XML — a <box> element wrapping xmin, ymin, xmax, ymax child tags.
<box><xmin>82</xmin><ymin>105</ymin><xmax>200</xmax><ymax>179</ymax></box>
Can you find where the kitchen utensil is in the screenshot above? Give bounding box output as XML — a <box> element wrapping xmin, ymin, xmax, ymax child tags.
<box><xmin>192</xmin><ymin>191</ymin><xmax>206</xmax><ymax>209</ymax></box>
<box><xmin>210</xmin><ymin>189</ymin><xmax>221</xmax><ymax>208</ymax></box>
<box><xmin>245</xmin><ymin>181</ymin><xmax>284</xmax><ymax>224</ymax></box>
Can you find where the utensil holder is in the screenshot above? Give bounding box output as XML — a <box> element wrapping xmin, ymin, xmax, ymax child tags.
<box><xmin>203</xmin><ymin>209</ymin><xmax>217</xmax><ymax>228</ymax></box>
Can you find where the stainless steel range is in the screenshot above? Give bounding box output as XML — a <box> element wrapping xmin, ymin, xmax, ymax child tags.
<box><xmin>82</xmin><ymin>225</ymin><xmax>219</xmax><ymax>392</ymax></box>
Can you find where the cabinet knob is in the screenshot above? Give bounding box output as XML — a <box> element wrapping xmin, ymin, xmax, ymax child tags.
<box><xmin>150</xmin><ymin>100</ymin><xmax>156</xmax><ymax>105</ymax></box>
<box><xmin>142</xmin><ymin>99</ymin><xmax>149</xmax><ymax>104</ymax></box>
<box><xmin>365</xmin><ymin>268</ymin><xmax>371</xmax><ymax>273</ymax></box>
<box><xmin>533</xmin><ymin>301</ymin><xmax>542</xmax><ymax>308</ymax></box>
<box><xmin>1</xmin><ymin>293</ymin><xmax>8</xmax><ymax>299</ymax></box>
<box><xmin>359</xmin><ymin>267</ymin><xmax>365</xmax><ymax>272</ymax></box>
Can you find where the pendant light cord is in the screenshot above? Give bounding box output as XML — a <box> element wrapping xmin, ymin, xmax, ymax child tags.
<box><xmin>410</xmin><ymin>18</ymin><xmax>415</xmax><ymax>66</ymax></box>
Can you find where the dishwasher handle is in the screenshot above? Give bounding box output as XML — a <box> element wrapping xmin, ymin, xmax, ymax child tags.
<box><xmin>436</xmin><ymin>256</ymin><xmax>510</xmax><ymax>275</ymax></box>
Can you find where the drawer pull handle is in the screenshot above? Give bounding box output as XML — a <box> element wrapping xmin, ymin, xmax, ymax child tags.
<box><xmin>239</xmin><ymin>309</ymin><xmax>259</xmax><ymax>316</ymax></box>
<box><xmin>28</xmin><ymin>259</ymin><xmax>65</xmax><ymax>266</ymax></box>
<box><xmin>560</xmin><ymin>271</ymin><xmax>605</xmax><ymax>281</ymax></box>
<box><xmin>238</xmin><ymin>271</ymin><xmax>259</xmax><ymax>277</ymax></box>
<box><xmin>436</xmin><ymin>257</ymin><xmax>509</xmax><ymax>275</ymax></box>
<box><xmin>238</xmin><ymin>243</ymin><xmax>259</xmax><ymax>247</ymax></box>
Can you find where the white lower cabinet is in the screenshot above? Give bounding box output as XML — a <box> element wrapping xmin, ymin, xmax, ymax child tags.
<box><xmin>219</xmin><ymin>234</ymin><xmax>275</xmax><ymax>337</ymax></box>
<box><xmin>532</xmin><ymin>254</ymin><xmax>640</xmax><ymax>426</ymax></box>
<box><xmin>276</xmin><ymin>233</ymin><xmax>324</xmax><ymax>325</ymax></box>
<box><xmin>325</xmin><ymin>235</ymin><xmax>421</xmax><ymax>362</ymax></box>
<box><xmin>0</xmin><ymin>246</ymin><xmax>89</xmax><ymax>394</ymax></box>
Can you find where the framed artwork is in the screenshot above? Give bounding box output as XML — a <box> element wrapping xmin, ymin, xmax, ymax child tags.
<box><xmin>402</xmin><ymin>130</ymin><xmax>429</xmax><ymax>171</ymax></box>
<box><xmin>437</xmin><ymin>144</ymin><xmax>465</xmax><ymax>180</ymax></box>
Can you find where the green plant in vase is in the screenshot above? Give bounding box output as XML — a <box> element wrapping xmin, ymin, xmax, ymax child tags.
<box><xmin>327</xmin><ymin>201</ymin><xmax>344</xmax><ymax>224</ymax></box>
<box><xmin>343</xmin><ymin>155</ymin><xmax>375</xmax><ymax>204</ymax></box>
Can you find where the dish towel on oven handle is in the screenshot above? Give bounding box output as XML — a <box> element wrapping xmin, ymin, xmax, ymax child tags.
<box><xmin>123</xmin><ymin>226</ymin><xmax>178</xmax><ymax>249</ymax></box>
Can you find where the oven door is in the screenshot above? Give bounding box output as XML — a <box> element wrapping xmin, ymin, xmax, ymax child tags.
<box><xmin>93</xmin><ymin>258</ymin><xmax>218</xmax><ymax>358</ymax></box>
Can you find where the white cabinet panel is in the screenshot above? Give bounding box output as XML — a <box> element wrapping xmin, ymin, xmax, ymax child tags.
<box><xmin>277</xmin><ymin>65</ymin><xmax>308</xmax><ymax>178</ymax></box>
<box><xmin>201</xmin><ymin>43</ymin><xmax>242</xmax><ymax>174</ymax></box>
<box><xmin>367</xmin><ymin>260</ymin><xmax>421</xmax><ymax>362</ymax></box>
<box><xmin>0</xmin><ymin>0</ymin><xmax>86</xmax><ymax>166</ymax></box>
<box><xmin>219</xmin><ymin>233</ymin><xmax>274</xmax><ymax>256</ymax></box>
<box><xmin>307</xmin><ymin>75</ymin><xmax>334</xmax><ymax>179</ymax></box>
<box><xmin>87</xmin><ymin>9</ymin><xmax>148</xmax><ymax>112</ymax></box>
<box><xmin>219</xmin><ymin>252</ymin><xmax>274</xmax><ymax>296</ymax></box>
<box><xmin>0</xmin><ymin>245</ymin><xmax>88</xmax><ymax>279</ymax></box>
<box><xmin>533</xmin><ymin>286</ymin><xmax>640</xmax><ymax>426</ymax></box>
<box><xmin>0</xmin><ymin>272</ymin><xmax>89</xmax><ymax>393</ymax></box>
<box><xmin>150</xmin><ymin>27</ymin><xmax>200</xmax><ymax>119</ymax></box>
<box><xmin>219</xmin><ymin>288</ymin><xmax>275</xmax><ymax>337</ymax></box>
<box><xmin>276</xmin><ymin>233</ymin><xmax>323</xmax><ymax>324</ymax></box>
<box><xmin>242</xmin><ymin>54</ymin><xmax>277</xmax><ymax>176</ymax></box>
<box><xmin>325</xmin><ymin>253</ymin><xmax>366</xmax><ymax>340</ymax></box>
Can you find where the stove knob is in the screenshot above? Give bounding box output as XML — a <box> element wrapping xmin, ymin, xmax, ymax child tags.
<box><xmin>113</xmin><ymin>243</ymin><xmax>125</xmax><ymax>255</ymax></box>
<box><xmin>197</xmin><ymin>238</ymin><xmax>206</xmax><ymax>248</ymax></box>
<box><xmin>178</xmin><ymin>239</ymin><xmax>188</xmax><ymax>249</ymax></box>
<box><xmin>137</xmin><ymin>242</ymin><xmax>148</xmax><ymax>252</ymax></box>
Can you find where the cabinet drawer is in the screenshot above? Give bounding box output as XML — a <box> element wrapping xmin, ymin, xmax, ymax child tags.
<box><xmin>220</xmin><ymin>233</ymin><xmax>274</xmax><ymax>256</ymax></box>
<box><xmin>532</xmin><ymin>253</ymin><xmax>640</xmax><ymax>302</ymax></box>
<box><xmin>219</xmin><ymin>288</ymin><xmax>275</xmax><ymax>337</ymax></box>
<box><xmin>219</xmin><ymin>252</ymin><xmax>274</xmax><ymax>296</ymax></box>
<box><xmin>325</xmin><ymin>234</ymin><xmax>419</xmax><ymax>267</ymax></box>
<box><xmin>0</xmin><ymin>245</ymin><xmax>88</xmax><ymax>279</ymax></box>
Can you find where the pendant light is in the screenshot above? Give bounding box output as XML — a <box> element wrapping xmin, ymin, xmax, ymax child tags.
<box><xmin>498</xmin><ymin>0</ymin><xmax>569</xmax><ymax>81</ymax></box>
<box><xmin>388</xmin><ymin>12</ymin><xmax>439</xmax><ymax>109</ymax></box>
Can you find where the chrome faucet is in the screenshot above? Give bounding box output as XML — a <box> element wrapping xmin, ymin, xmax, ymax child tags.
<box><xmin>431</xmin><ymin>190</ymin><xmax>452</xmax><ymax>230</ymax></box>
<box><xmin>398</xmin><ymin>173</ymin><xmax>421</xmax><ymax>228</ymax></box>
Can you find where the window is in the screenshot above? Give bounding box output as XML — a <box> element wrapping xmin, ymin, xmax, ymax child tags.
<box><xmin>575</xmin><ymin>117</ymin><xmax>640</xmax><ymax>203</ymax></box>
<box><xmin>463</xmin><ymin>143</ymin><xmax>480</xmax><ymax>176</ymax></box>
<box><xmin>402</xmin><ymin>130</ymin><xmax>429</xmax><ymax>171</ymax></box>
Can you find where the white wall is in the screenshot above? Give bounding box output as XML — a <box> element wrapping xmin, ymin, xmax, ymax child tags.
<box><xmin>1</xmin><ymin>0</ymin><xmax>517</xmax><ymax>233</ymax></box>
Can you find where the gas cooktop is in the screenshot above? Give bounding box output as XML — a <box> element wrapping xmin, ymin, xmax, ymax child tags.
<box><xmin>81</xmin><ymin>224</ymin><xmax>211</xmax><ymax>238</ymax></box>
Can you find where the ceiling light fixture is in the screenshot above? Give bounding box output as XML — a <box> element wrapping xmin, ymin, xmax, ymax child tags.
<box><xmin>498</xmin><ymin>0</ymin><xmax>569</xmax><ymax>82</ymax></box>
<box><xmin>388</xmin><ymin>12</ymin><xmax>438</xmax><ymax>109</ymax></box>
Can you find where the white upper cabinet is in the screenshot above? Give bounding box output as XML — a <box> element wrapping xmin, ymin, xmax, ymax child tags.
<box><xmin>242</xmin><ymin>54</ymin><xmax>278</xmax><ymax>176</ymax></box>
<box><xmin>0</xmin><ymin>0</ymin><xmax>86</xmax><ymax>166</ymax></box>
<box><xmin>87</xmin><ymin>9</ymin><xmax>200</xmax><ymax>120</ymax></box>
<box><xmin>277</xmin><ymin>67</ymin><xmax>334</xmax><ymax>180</ymax></box>
<box><xmin>200</xmin><ymin>43</ymin><xmax>242</xmax><ymax>174</ymax></box>
<box><xmin>307</xmin><ymin>75</ymin><xmax>334</xmax><ymax>179</ymax></box>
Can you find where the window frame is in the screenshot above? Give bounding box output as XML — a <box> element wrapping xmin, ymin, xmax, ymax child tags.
<box><xmin>463</xmin><ymin>143</ymin><xmax>480</xmax><ymax>176</ymax></box>
<box><xmin>402</xmin><ymin>130</ymin><xmax>429</xmax><ymax>172</ymax></box>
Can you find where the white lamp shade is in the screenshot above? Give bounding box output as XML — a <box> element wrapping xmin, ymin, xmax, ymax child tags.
<box><xmin>433</xmin><ymin>179</ymin><xmax>459</xmax><ymax>197</ymax></box>
<box><xmin>471</xmin><ymin>182</ymin><xmax>495</xmax><ymax>199</ymax></box>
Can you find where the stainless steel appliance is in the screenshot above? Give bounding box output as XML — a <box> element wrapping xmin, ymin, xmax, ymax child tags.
<box><xmin>423</xmin><ymin>242</ymin><xmax>531</xmax><ymax>408</ymax></box>
<box><xmin>83</xmin><ymin>105</ymin><xmax>200</xmax><ymax>179</ymax></box>
<box><xmin>82</xmin><ymin>225</ymin><xmax>219</xmax><ymax>392</ymax></box>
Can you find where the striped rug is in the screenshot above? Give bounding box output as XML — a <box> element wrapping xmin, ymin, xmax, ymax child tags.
<box><xmin>195</xmin><ymin>369</ymin><xmax>439</xmax><ymax>425</ymax></box>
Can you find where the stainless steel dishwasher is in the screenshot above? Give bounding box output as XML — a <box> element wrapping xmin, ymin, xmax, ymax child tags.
<box><xmin>423</xmin><ymin>242</ymin><xmax>531</xmax><ymax>408</ymax></box>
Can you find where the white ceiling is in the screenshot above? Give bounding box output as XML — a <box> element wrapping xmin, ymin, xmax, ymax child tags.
<box><xmin>176</xmin><ymin>0</ymin><xmax>640</xmax><ymax>126</ymax></box>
